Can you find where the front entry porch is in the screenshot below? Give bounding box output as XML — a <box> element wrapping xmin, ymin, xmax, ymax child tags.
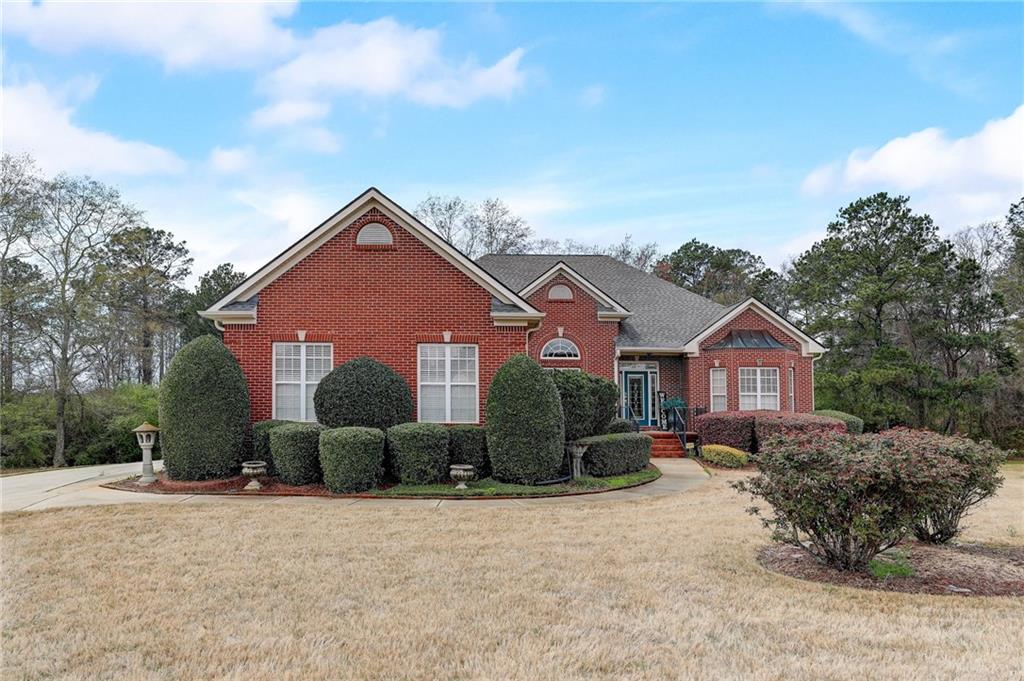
<box><xmin>618</xmin><ymin>357</ymin><xmax>704</xmax><ymax>457</ymax></box>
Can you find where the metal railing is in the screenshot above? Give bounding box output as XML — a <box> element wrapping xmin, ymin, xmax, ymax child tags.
<box><xmin>668</xmin><ymin>405</ymin><xmax>705</xmax><ymax>457</ymax></box>
<box><xmin>626</xmin><ymin>404</ymin><xmax>642</xmax><ymax>432</ymax></box>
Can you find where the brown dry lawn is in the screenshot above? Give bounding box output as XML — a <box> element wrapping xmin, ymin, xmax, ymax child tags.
<box><xmin>2</xmin><ymin>464</ymin><xmax>1022</xmax><ymax>680</ymax></box>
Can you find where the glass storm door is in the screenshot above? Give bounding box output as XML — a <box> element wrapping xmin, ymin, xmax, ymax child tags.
<box><xmin>623</xmin><ymin>371</ymin><xmax>649</xmax><ymax>424</ymax></box>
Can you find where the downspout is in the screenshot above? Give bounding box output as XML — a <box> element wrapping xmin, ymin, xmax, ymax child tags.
<box><xmin>525</xmin><ymin>319</ymin><xmax>543</xmax><ymax>357</ymax></box>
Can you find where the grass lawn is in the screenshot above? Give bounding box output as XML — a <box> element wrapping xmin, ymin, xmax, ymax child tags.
<box><xmin>2</xmin><ymin>464</ymin><xmax>1021</xmax><ymax>680</ymax></box>
<box><xmin>371</xmin><ymin>467</ymin><xmax>660</xmax><ymax>497</ymax></box>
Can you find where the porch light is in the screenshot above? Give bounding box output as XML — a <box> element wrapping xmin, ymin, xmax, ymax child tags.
<box><xmin>133</xmin><ymin>422</ymin><xmax>159</xmax><ymax>484</ymax></box>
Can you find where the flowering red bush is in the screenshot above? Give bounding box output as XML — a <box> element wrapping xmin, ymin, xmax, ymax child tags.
<box><xmin>880</xmin><ymin>428</ymin><xmax>1006</xmax><ymax>543</ymax></box>
<box><xmin>753</xmin><ymin>412</ymin><xmax>846</xmax><ymax>446</ymax></box>
<box><xmin>694</xmin><ymin>412</ymin><xmax>756</xmax><ymax>452</ymax></box>
<box><xmin>734</xmin><ymin>431</ymin><xmax>966</xmax><ymax>570</ymax></box>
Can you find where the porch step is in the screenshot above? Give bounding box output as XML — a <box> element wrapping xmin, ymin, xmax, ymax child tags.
<box><xmin>645</xmin><ymin>431</ymin><xmax>687</xmax><ymax>458</ymax></box>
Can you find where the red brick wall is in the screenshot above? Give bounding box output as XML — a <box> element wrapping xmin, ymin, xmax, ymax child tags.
<box><xmin>683</xmin><ymin>308</ymin><xmax>816</xmax><ymax>413</ymax></box>
<box><xmin>222</xmin><ymin>208</ymin><xmax>529</xmax><ymax>423</ymax></box>
<box><xmin>524</xmin><ymin>273</ymin><xmax>619</xmax><ymax>379</ymax></box>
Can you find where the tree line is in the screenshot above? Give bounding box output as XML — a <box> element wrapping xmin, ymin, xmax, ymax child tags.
<box><xmin>2</xmin><ymin>154</ymin><xmax>1020</xmax><ymax>468</ymax></box>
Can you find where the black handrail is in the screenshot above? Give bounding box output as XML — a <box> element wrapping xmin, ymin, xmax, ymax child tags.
<box><xmin>626</xmin><ymin>404</ymin><xmax>642</xmax><ymax>432</ymax></box>
<box><xmin>670</xmin><ymin>406</ymin><xmax>703</xmax><ymax>457</ymax></box>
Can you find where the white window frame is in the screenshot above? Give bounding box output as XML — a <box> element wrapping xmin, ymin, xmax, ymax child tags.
<box><xmin>417</xmin><ymin>344</ymin><xmax>479</xmax><ymax>424</ymax></box>
<box><xmin>548</xmin><ymin>283</ymin><xmax>574</xmax><ymax>300</ymax></box>
<box><xmin>540</xmin><ymin>338</ymin><xmax>581</xmax><ymax>360</ymax></box>
<box><xmin>788</xmin><ymin>367</ymin><xmax>796</xmax><ymax>412</ymax></box>
<box><xmin>355</xmin><ymin>222</ymin><xmax>393</xmax><ymax>245</ymax></box>
<box><xmin>738</xmin><ymin>367</ymin><xmax>780</xmax><ymax>411</ymax></box>
<box><xmin>272</xmin><ymin>342</ymin><xmax>333</xmax><ymax>422</ymax></box>
<box><xmin>710</xmin><ymin>368</ymin><xmax>727</xmax><ymax>413</ymax></box>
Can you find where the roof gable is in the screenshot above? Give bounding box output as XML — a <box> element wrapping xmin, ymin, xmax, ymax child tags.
<box><xmin>682</xmin><ymin>298</ymin><xmax>826</xmax><ymax>357</ymax></box>
<box><xmin>202</xmin><ymin>188</ymin><xmax>542</xmax><ymax>325</ymax></box>
<box><xmin>518</xmin><ymin>261</ymin><xmax>631</xmax><ymax>319</ymax></box>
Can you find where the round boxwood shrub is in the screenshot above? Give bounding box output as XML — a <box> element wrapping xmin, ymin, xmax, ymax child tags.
<box><xmin>813</xmin><ymin>409</ymin><xmax>865</xmax><ymax>435</ymax></box>
<box><xmin>588</xmin><ymin>375</ymin><xmax>619</xmax><ymax>435</ymax></box>
<box><xmin>577</xmin><ymin>432</ymin><xmax>652</xmax><ymax>476</ymax></box>
<box><xmin>251</xmin><ymin>419</ymin><xmax>291</xmax><ymax>475</ymax></box>
<box><xmin>448</xmin><ymin>425</ymin><xmax>489</xmax><ymax>478</ymax></box>
<box><xmin>486</xmin><ymin>354</ymin><xmax>565</xmax><ymax>484</ymax></box>
<box><xmin>387</xmin><ymin>422</ymin><xmax>450</xmax><ymax>484</ymax></box>
<box><xmin>605</xmin><ymin>417</ymin><xmax>633</xmax><ymax>434</ymax></box>
<box><xmin>270</xmin><ymin>422</ymin><xmax>325</xmax><ymax>485</ymax></box>
<box><xmin>319</xmin><ymin>427</ymin><xmax>385</xmax><ymax>493</ymax></box>
<box><xmin>313</xmin><ymin>357</ymin><xmax>413</xmax><ymax>429</ymax></box>
<box><xmin>159</xmin><ymin>336</ymin><xmax>250</xmax><ymax>480</ymax></box>
<box><xmin>551</xmin><ymin>370</ymin><xmax>596</xmax><ymax>441</ymax></box>
<box><xmin>700</xmin><ymin>444</ymin><xmax>749</xmax><ymax>468</ymax></box>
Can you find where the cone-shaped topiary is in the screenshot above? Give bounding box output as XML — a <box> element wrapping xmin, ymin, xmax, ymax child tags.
<box><xmin>485</xmin><ymin>354</ymin><xmax>565</xmax><ymax>484</ymax></box>
<box><xmin>159</xmin><ymin>335</ymin><xmax>250</xmax><ymax>480</ymax></box>
<box><xmin>313</xmin><ymin>357</ymin><xmax>413</xmax><ymax>429</ymax></box>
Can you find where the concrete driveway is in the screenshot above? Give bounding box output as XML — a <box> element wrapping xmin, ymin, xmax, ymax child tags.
<box><xmin>1</xmin><ymin>458</ymin><xmax>709</xmax><ymax>512</ymax></box>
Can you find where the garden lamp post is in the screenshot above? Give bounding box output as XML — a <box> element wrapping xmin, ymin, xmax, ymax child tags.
<box><xmin>133</xmin><ymin>422</ymin><xmax>159</xmax><ymax>485</ymax></box>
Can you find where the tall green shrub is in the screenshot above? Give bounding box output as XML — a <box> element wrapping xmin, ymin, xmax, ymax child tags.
<box><xmin>551</xmin><ymin>370</ymin><xmax>596</xmax><ymax>441</ymax></box>
<box><xmin>588</xmin><ymin>375</ymin><xmax>619</xmax><ymax>435</ymax></box>
<box><xmin>486</xmin><ymin>354</ymin><xmax>565</xmax><ymax>484</ymax></box>
<box><xmin>159</xmin><ymin>336</ymin><xmax>250</xmax><ymax>480</ymax></box>
<box><xmin>313</xmin><ymin>357</ymin><xmax>413</xmax><ymax>429</ymax></box>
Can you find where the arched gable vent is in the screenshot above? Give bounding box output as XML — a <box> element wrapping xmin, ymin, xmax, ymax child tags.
<box><xmin>548</xmin><ymin>284</ymin><xmax>573</xmax><ymax>300</ymax></box>
<box><xmin>356</xmin><ymin>222</ymin><xmax>393</xmax><ymax>246</ymax></box>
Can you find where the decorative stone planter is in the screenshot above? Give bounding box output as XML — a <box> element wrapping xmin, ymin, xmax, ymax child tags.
<box><xmin>241</xmin><ymin>460</ymin><xmax>268</xmax><ymax>490</ymax></box>
<box><xmin>567</xmin><ymin>444</ymin><xmax>588</xmax><ymax>479</ymax></box>
<box><xmin>449</xmin><ymin>464</ymin><xmax>476</xmax><ymax>490</ymax></box>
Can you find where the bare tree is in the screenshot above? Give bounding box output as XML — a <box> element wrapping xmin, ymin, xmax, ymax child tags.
<box><xmin>416</xmin><ymin>195</ymin><xmax>534</xmax><ymax>258</ymax></box>
<box><xmin>27</xmin><ymin>176</ymin><xmax>141</xmax><ymax>466</ymax></box>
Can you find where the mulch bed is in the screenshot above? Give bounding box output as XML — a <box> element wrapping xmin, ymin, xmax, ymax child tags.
<box><xmin>759</xmin><ymin>541</ymin><xmax>1024</xmax><ymax>597</ymax></box>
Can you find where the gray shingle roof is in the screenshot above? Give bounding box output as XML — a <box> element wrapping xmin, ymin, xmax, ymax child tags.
<box><xmin>708</xmin><ymin>329</ymin><xmax>791</xmax><ymax>350</ymax></box>
<box><xmin>221</xmin><ymin>296</ymin><xmax>258</xmax><ymax>311</ymax></box>
<box><xmin>476</xmin><ymin>255</ymin><xmax>729</xmax><ymax>348</ymax></box>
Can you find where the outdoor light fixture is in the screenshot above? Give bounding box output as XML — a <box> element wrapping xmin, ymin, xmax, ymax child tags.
<box><xmin>133</xmin><ymin>422</ymin><xmax>159</xmax><ymax>485</ymax></box>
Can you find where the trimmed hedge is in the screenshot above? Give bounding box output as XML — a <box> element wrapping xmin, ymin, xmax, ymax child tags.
<box><xmin>448</xmin><ymin>425</ymin><xmax>489</xmax><ymax>478</ymax></box>
<box><xmin>270</xmin><ymin>422</ymin><xmax>325</xmax><ymax>485</ymax></box>
<box><xmin>551</xmin><ymin>370</ymin><xmax>596</xmax><ymax>441</ymax></box>
<box><xmin>694</xmin><ymin>412</ymin><xmax>756</xmax><ymax>452</ymax></box>
<box><xmin>588</xmin><ymin>375</ymin><xmax>619</xmax><ymax>436</ymax></box>
<box><xmin>578</xmin><ymin>432</ymin><xmax>652</xmax><ymax>476</ymax></box>
<box><xmin>387</xmin><ymin>422</ymin><xmax>450</xmax><ymax>484</ymax></box>
<box><xmin>159</xmin><ymin>336</ymin><xmax>250</xmax><ymax>480</ymax></box>
<box><xmin>251</xmin><ymin>419</ymin><xmax>291</xmax><ymax>475</ymax></box>
<box><xmin>605</xmin><ymin>417</ymin><xmax>634</xmax><ymax>434</ymax></box>
<box><xmin>313</xmin><ymin>357</ymin><xmax>413</xmax><ymax>429</ymax></box>
<box><xmin>319</xmin><ymin>427</ymin><xmax>385</xmax><ymax>493</ymax></box>
<box><xmin>486</xmin><ymin>354</ymin><xmax>565</xmax><ymax>484</ymax></box>
<box><xmin>813</xmin><ymin>409</ymin><xmax>865</xmax><ymax>435</ymax></box>
<box><xmin>754</xmin><ymin>412</ymin><xmax>846</xmax><ymax>445</ymax></box>
<box><xmin>700</xmin><ymin>444</ymin><xmax>748</xmax><ymax>468</ymax></box>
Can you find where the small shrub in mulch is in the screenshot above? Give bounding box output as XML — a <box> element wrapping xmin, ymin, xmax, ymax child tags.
<box><xmin>700</xmin><ymin>444</ymin><xmax>748</xmax><ymax>468</ymax></box>
<box><xmin>448</xmin><ymin>425</ymin><xmax>489</xmax><ymax>479</ymax></box>
<box><xmin>577</xmin><ymin>432</ymin><xmax>652</xmax><ymax>476</ymax></box>
<box><xmin>387</xmin><ymin>422</ymin><xmax>450</xmax><ymax>485</ymax></box>
<box><xmin>270</xmin><ymin>422</ymin><xmax>326</xmax><ymax>486</ymax></box>
<box><xmin>759</xmin><ymin>541</ymin><xmax>1024</xmax><ymax>597</ymax></box>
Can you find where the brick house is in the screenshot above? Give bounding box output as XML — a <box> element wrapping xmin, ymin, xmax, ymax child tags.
<box><xmin>202</xmin><ymin>188</ymin><xmax>825</xmax><ymax>427</ymax></box>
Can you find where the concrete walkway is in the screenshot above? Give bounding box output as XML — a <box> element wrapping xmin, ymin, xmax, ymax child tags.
<box><xmin>1</xmin><ymin>458</ymin><xmax>708</xmax><ymax>513</ymax></box>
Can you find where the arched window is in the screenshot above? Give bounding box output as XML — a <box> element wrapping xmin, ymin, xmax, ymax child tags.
<box><xmin>541</xmin><ymin>338</ymin><xmax>580</xmax><ymax>359</ymax></box>
<box><xmin>356</xmin><ymin>222</ymin><xmax>393</xmax><ymax>246</ymax></box>
<box><xmin>548</xmin><ymin>284</ymin><xmax>573</xmax><ymax>300</ymax></box>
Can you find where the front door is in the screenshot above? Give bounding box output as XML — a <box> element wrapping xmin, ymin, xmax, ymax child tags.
<box><xmin>623</xmin><ymin>371</ymin><xmax>649</xmax><ymax>425</ymax></box>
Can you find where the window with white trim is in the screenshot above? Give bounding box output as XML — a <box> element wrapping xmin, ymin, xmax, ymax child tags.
<box><xmin>548</xmin><ymin>284</ymin><xmax>573</xmax><ymax>300</ymax></box>
<box><xmin>540</xmin><ymin>338</ymin><xmax>580</xmax><ymax>359</ymax></box>
<box><xmin>418</xmin><ymin>344</ymin><xmax>478</xmax><ymax>423</ymax></box>
<box><xmin>788</xmin><ymin>367</ymin><xmax>796</xmax><ymax>412</ymax></box>
<box><xmin>273</xmin><ymin>343</ymin><xmax>332</xmax><ymax>421</ymax></box>
<box><xmin>710</xmin><ymin>368</ymin><xmax>727</xmax><ymax>412</ymax></box>
<box><xmin>739</xmin><ymin>367</ymin><xmax>779</xmax><ymax>411</ymax></box>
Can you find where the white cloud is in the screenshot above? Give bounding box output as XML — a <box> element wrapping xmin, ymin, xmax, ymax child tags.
<box><xmin>234</xmin><ymin>189</ymin><xmax>334</xmax><ymax>237</ymax></box>
<box><xmin>2</xmin><ymin>80</ymin><xmax>185</xmax><ymax>176</ymax></box>
<box><xmin>280</xmin><ymin>127</ymin><xmax>343</xmax><ymax>155</ymax></box>
<box><xmin>249</xmin><ymin>99</ymin><xmax>331</xmax><ymax>129</ymax></box>
<box><xmin>208</xmin><ymin>147</ymin><xmax>253</xmax><ymax>174</ymax></box>
<box><xmin>580</xmin><ymin>84</ymin><xmax>605</xmax><ymax>108</ymax></box>
<box><xmin>801</xmin><ymin>105</ymin><xmax>1024</xmax><ymax>227</ymax></box>
<box><xmin>259</xmin><ymin>17</ymin><xmax>526</xmax><ymax>108</ymax></box>
<box><xmin>3</xmin><ymin>0</ymin><xmax>297</xmax><ymax>70</ymax></box>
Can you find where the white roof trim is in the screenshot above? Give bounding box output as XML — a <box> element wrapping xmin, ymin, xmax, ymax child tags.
<box><xmin>203</xmin><ymin>187</ymin><xmax>540</xmax><ymax>318</ymax></box>
<box><xmin>518</xmin><ymin>261</ymin><xmax>631</xmax><ymax>316</ymax></box>
<box><xmin>681</xmin><ymin>298</ymin><xmax>827</xmax><ymax>357</ymax></box>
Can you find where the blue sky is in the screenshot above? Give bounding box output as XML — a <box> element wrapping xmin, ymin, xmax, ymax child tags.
<box><xmin>4</xmin><ymin>1</ymin><xmax>1022</xmax><ymax>279</ymax></box>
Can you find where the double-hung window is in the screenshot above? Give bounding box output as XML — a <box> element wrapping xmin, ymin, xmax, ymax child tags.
<box><xmin>739</xmin><ymin>367</ymin><xmax>779</xmax><ymax>411</ymax></box>
<box><xmin>710</xmin><ymin>368</ymin><xmax>728</xmax><ymax>412</ymax></box>
<box><xmin>418</xmin><ymin>344</ymin><xmax>479</xmax><ymax>423</ymax></box>
<box><xmin>273</xmin><ymin>343</ymin><xmax>332</xmax><ymax>421</ymax></box>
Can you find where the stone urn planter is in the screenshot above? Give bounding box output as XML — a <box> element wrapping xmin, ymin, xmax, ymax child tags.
<box><xmin>241</xmin><ymin>460</ymin><xmax>268</xmax><ymax>491</ymax></box>
<box><xmin>449</xmin><ymin>464</ymin><xmax>476</xmax><ymax>490</ymax></box>
<box><xmin>567</xmin><ymin>444</ymin><xmax>588</xmax><ymax>479</ymax></box>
